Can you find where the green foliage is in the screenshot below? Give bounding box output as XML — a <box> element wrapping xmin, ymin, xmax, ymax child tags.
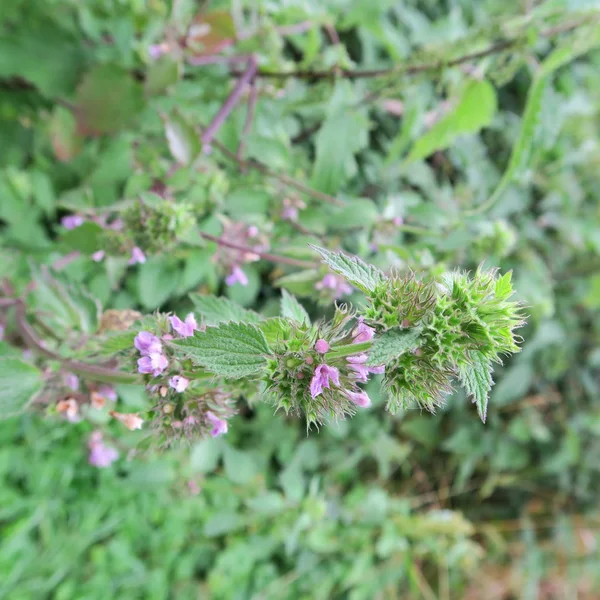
<box><xmin>172</xmin><ymin>322</ymin><xmax>271</xmax><ymax>378</ymax></box>
<box><xmin>366</xmin><ymin>327</ymin><xmax>423</xmax><ymax>366</ymax></box>
<box><xmin>280</xmin><ymin>290</ymin><xmax>310</xmax><ymax>325</ymax></box>
<box><xmin>190</xmin><ymin>293</ymin><xmax>262</xmax><ymax>325</ymax></box>
<box><xmin>0</xmin><ymin>358</ymin><xmax>43</xmax><ymax>418</ymax></box>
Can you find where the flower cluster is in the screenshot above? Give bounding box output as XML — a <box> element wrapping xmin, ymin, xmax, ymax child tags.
<box><xmin>264</xmin><ymin>308</ymin><xmax>384</xmax><ymax>428</ymax></box>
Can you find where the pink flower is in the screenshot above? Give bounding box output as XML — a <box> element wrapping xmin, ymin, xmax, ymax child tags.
<box><xmin>128</xmin><ymin>246</ymin><xmax>146</xmax><ymax>265</ymax></box>
<box><xmin>315</xmin><ymin>273</ymin><xmax>353</xmax><ymax>299</ymax></box>
<box><xmin>97</xmin><ymin>385</ymin><xmax>117</xmax><ymax>402</ymax></box>
<box><xmin>310</xmin><ymin>364</ymin><xmax>340</xmax><ymax>398</ymax></box>
<box><xmin>392</xmin><ymin>216</ymin><xmax>404</xmax><ymax>226</ymax></box>
<box><xmin>169</xmin><ymin>375</ymin><xmax>190</xmax><ymax>393</ymax></box>
<box><xmin>61</xmin><ymin>215</ymin><xmax>84</xmax><ymax>230</ymax></box>
<box><xmin>247</xmin><ymin>225</ymin><xmax>259</xmax><ymax>238</ymax></box>
<box><xmin>110</xmin><ymin>411</ymin><xmax>144</xmax><ymax>430</ymax></box>
<box><xmin>281</xmin><ymin>206</ymin><xmax>299</xmax><ymax>221</ymax></box>
<box><xmin>225</xmin><ymin>266</ymin><xmax>249</xmax><ymax>286</ymax></box>
<box><xmin>170</xmin><ymin>313</ymin><xmax>198</xmax><ymax>337</ymax></box>
<box><xmin>353</xmin><ymin>318</ymin><xmax>375</xmax><ymax>343</ymax></box>
<box><xmin>92</xmin><ymin>250</ymin><xmax>105</xmax><ymax>262</ymax></box>
<box><xmin>206</xmin><ymin>412</ymin><xmax>228</xmax><ymax>437</ymax></box>
<box><xmin>134</xmin><ymin>331</ymin><xmax>162</xmax><ymax>355</ymax></box>
<box><xmin>345</xmin><ymin>389</ymin><xmax>372</xmax><ymax>408</ymax></box>
<box><xmin>64</xmin><ymin>373</ymin><xmax>79</xmax><ymax>391</ymax></box>
<box><xmin>149</xmin><ymin>43</ymin><xmax>168</xmax><ymax>60</ymax></box>
<box><xmin>137</xmin><ymin>353</ymin><xmax>168</xmax><ymax>376</ymax></box>
<box><xmin>346</xmin><ymin>354</ymin><xmax>385</xmax><ymax>382</ymax></box>
<box><xmin>88</xmin><ymin>432</ymin><xmax>119</xmax><ymax>468</ymax></box>
<box><xmin>0</xmin><ymin>323</ymin><xmax>4</xmax><ymax>341</ymax></box>
<box><xmin>315</xmin><ymin>339</ymin><xmax>330</xmax><ymax>354</ymax></box>
<box><xmin>57</xmin><ymin>398</ymin><xmax>80</xmax><ymax>423</ymax></box>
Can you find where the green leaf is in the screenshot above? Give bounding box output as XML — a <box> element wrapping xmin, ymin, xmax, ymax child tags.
<box><xmin>223</xmin><ymin>444</ymin><xmax>258</xmax><ymax>485</ymax></box>
<box><xmin>137</xmin><ymin>256</ymin><xmax>181</xmax><ymax>310</ymax></box>
<box><xmin>406</xmin><ymin>79</ymin><xmax>497</xmax><ymax>162</ymax></box>
<box><xmin>190</xmin><ymin>438</ymin><xmax>222</xmax><ymax>473</ymax></box>
<box><xmin>280</xmin><ymin>290</ymin><xmax>310</xmax><ymax>325</ymax></box>
<box><xmin>0</xmin><ymin>358</ymin><xmax>43</xmax><ymax>419</ymax></box>
<box><xmin>495</xmin><ymin>271</ymin><xmax>514</xmax><ymax>300</ymax></box>
<box><xmin>145</xmin><ymin>55</ymin><xmax>181</xmax><ymax>96</ymax></box>
<box><xmin>61</xmin><ymin>221</ymin><xmax>104</xmax><ymax>254</ymax></box>
<box><xmin>258</xmin><ymin>317</ymin><xmax>292</xmax><ymax>347</ymax></box>
<box><xmin>477</xmin><ymin>27</ymin><xmax>600</xmax><ymax>213</ymax></box>
<box><xmin>190</xmin><ymin>294</ymin><xmax>262</xmax><ymax>326</ymax></box>
<box><xmin>311</xmin><ymin>246</ymin><xmax>387</xmax><ymax>294</ymax></box>
<box><xmin>76</xmin><ymin>64</ymin><xmax>145</xmax><ymax>135</ymax></box>
<box><xmin>457</xmin><ymin>351</ymin><xmax>493</xmax><ymax>423</ymax></box>
<box><xmin>171</xmin><ymin>322</ymin><xmax>271</xmax><ymax>378</ymax></box>
<box><xmin>164</xmin><ymin>112</ymin><xmax>201</xmax><ymax>166</ymax></box>
<box><xmin>275</xmin><ymin>269</ymin><xmax>320</xmax><ymax>297</ymax></box>
<box><xmin>366</xmin><ymin>328</ymin><xmax>422</xmax><ymax>366</ymax></box>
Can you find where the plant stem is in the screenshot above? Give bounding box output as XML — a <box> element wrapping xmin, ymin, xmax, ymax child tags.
<box><xmin>199</xmin><ymin>232</ymin><xmax>317</xmax><ymax>268</ymax></box>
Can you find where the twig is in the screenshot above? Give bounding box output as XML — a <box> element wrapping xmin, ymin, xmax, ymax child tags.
<box><xmin>202</xmin><ymin>132</ymin><xmax>344</xmax><ymax>206</ymax></box>
<box><xmin>201</xmin><ymin>55</ymin><xmax>257</xmax><ymax>148</ymax></box>
<box><xmin>199</xmin><ymin>232</ymin><xmax>317</xmax><ymax>268</ymax></box>
<box><xmin>2</xmin><ymin>298</ymin><xmax>138</xmax><ymax>383</ymax></box>
<box><xmin>237</xmin><ymin>77</ymin><xmax>258</xmax><ymax>163</ymax></box>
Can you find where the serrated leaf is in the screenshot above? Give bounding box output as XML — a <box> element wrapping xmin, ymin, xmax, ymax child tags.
<box><xmin>97</xmin><ymin>331</ymin><xmax>137</xmax><ymax>356</ymax></box>
<box><xmin>406</xmin><ymin>79</ymin><xmax>497</xmax><ymax>162</ymax></box>
<box><xmin>61</xmin><ymin>221</ymin><xmax>104</xmax><ymax>254</ymax></box>
<box><xmin>171</xmin><ymin>322</ymin><xmax>271</xmax><ymax>378</ymax></box>
<box><xmin>311</xmin><ymin>246</ymin><xmax>387</xmax><ymax>294</ymax></box>
<box><xmin>0</xmin><ymin>358</ymin><xmax>43</xmax><ymax>419</ymax></box>
<box><xmin>76</xmin><ymin>64</ymin><xmax>145</xmax><ymax>135</ymax></box>
<box><xmin>458</xmin><ymin>351</ymin><xmax>493</xmax><ymax>423</ymax></box>
<box><xmin>366</xmin><ymin>328</ymin><xmax>422</xmax><ymax>366</ymax></box>
<box><xmin>190</xmin><ymin>294</ymin><xmax>262</xmax><ymax>326</ymax></box>
<box><xmin>495</xmin><ymin>271</ymin><xmax>514</xmax><ymax>300</ymax></box>
<box><xmin>259</xmin><ymin>317</ymin><xmax>292</xmax><ymax>347</ymax></box>
<box><xmin>280</xmin><ymin>290</ymin><xmax>310</xmax><ymax>325</ymax></box>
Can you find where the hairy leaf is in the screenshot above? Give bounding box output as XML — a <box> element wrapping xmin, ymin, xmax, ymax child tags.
<box><xmin>406</xmin><ymin>79</ymin><xmax>497</xmax><ymax>162</ymax></box>
<box><xmin>311</xmin><ymin>246</ymin><xmax>387</xmax><ymax>294</ymax></box>
<box><xmin>366</xmin><ymin>328</ymin><xmax>422</xmax><ymax>366</ymax></box>
<box><xmin>458</xmin><ymin>351</ymin><xmax>494</xmax><ymax>423</ymax></box>
<box><xmin>280</xmin><ymin>290</ymin><xmax>310</xmax><ymax>325</ymax></box>
<box><xmin>190</xmin><ymin>294</ymin><xmax>262</xmax><ymax>326</ymax></box>
<box><xmin>172</xmin><ymin>322</ymin><xmax>271</xmax><ymax>378</ymax></box>
<box><xmin>164</xmin><ymin>112</ymin><xmax>201</xmax><ymax>165</ymax></box>
<box><xmin>0</xmin><ymin>358</ymin><xmax>43</xmax><ymax>419</ymax></box>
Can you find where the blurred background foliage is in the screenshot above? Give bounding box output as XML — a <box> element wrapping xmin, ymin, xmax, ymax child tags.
<box><xmin>1</xmin><ymin>0</ymin><xmax>600</xmax><ymax>597</ymax></box>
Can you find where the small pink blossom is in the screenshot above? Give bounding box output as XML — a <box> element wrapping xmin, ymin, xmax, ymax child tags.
<box><xmin>137</xmin><ymin>353</ymin><xmax>168</xmax><ymax>376</ymax></box>
<box><xmin>110</xmin><ymin>411</ymin><xmax>144</xmax><ymax>431</ymax></box>
<box><xmin>149</xmin><ymin>43</ymin><xmax>169</xmax><ymax>60</ymax></box>
<box><xmin>315</xmin><ymin>273</ymin><xmax>353</xmax><ymax>299</ymax></box>
<box><xmin>353</xmin><ymin>318</ymin><xmax>375</xmax><ymax>344</ymax></box>
<box><xmin>134</xmin><ymin>331</ymin><xmax>162</xmax><ymax>355</ymax></box>
<box><xmin>0</xmin><ymin>323</ymin><xmax>5</xmax><ymax>341</ymax></box>
<box><xmin>61</xmin><ymin>215</ymin><xmax>84</xmax><ymax>230</ymax></box>
<box><xmin>315</xmin><ymin>339</ymin><xmax>330</xmax><ymax>354</ymax></box>
<box><xmin>128</xmin><ymin>246</ymin><xmax>146</xmax><ymax>265</ymax></box>
<box><xmin>88</xmin><ymin>431</ymin><xmax>119</xmax><ymax>468</ymax></box>
<box><xmin>225</xmin><ymin>266</ymin><xmax>249</xmax><ymax>286</ymax></box>
<box><xmin>64</xmin><ymin>373</ymin><xmax>79</xmax><ymax>391</ymax></box>
<box><xmin>57</xmin><ymin>398</ymin><xmax>80</xmax><ymax>423</ymax></box>
<box><xmin>392</xmin><ymin>216</ymin><xmax>404</xmax><ymax>226</ymax></box>
<box><xmin>310</xmin><ymin>364</ymin><xmax>340</xmax><ymax>398</ymax></box>
<box><xmin>169</xmin><ymin>375</ymin><xmax>190</xmax><ymax>393</ymax></box>
<box><xmin>206</xmin><ymin>412</ymin><xmax>228</xmax><ymax>437</ymax></box>
<box><xmin>92</xmin><ymin>250</ymin><xmax>105</xmax><ymax>262</ymax></box>
<box><xmin>345</xmin><ymin>389</ymin><xmax>372</xmax><ymax>408</ymax></box>
<box><xmin>97</xmin><ymin>385</ymin><xmax>117</xmax><ymax>402</ymax></box>
<box><xmin>170</xmin><ymin>313</ymin><xmax>198</xmax><ymax>337</ymax></box>
<box><xmin>247</xmin><ymin>225</ymin><xmax>259</xmax><ymax>238</ymax></box>
<box><xmin>281</xmin><ymin>206</ymin><xmax>299</xmax><ymax>221</ymax></box>
<box><xmin>347</xmin><ymin>354</ymin><xmax>385</xmax><ymax>382</ymax></box>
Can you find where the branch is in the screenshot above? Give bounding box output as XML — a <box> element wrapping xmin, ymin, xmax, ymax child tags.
<box><xmin>2</xmin><ymin>298</ymin><xmax>138</xmax><ymax>384</ymax></box>
<box><xmin>236</xmin><ymin>76</ymin><xmax>258</xmax><ymax>163</ymax></box>
<box><xmin>199</xmin><ymin>232</ymin><xmax>317</xmax><ymax>268</ymax></box>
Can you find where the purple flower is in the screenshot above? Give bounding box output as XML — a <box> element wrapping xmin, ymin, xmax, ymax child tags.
<box><xmin>97</xmin><ymin>385</ymin><xmax>117</xmax><ymax>402</ymax></box>
<box><xmin>281</xmin><ymin>206</ymin><xmax>299</xmax><ymax>221</ymax></box>
<box><xmin>170</xmin><ymin>313</ymin><xmax>198</xmax><ymax>338</ymax></box>
<box><xmin>149</xmin><ymin>43</ymin><xmax>168</xmax><ymax>60</ymax></box>
<box><xmin>64</xmin><ymin>372</ymin><xmax>79</xmax><ymax>391</ymax></box>
<box><xmin>345</xmin><ymin>389</ymin><xmax>372</xmax><ymax>408</ymax></box>
<box><xmin>310</xmin><ymin>364</ymin><xmax>340</xmax><ymax>398</ymax></box>
<box><xmin>169</xmin><ymin>375</ymin><xmax>190</xmax><ymax>393</ymax></box>
<box><xmin>128</xmin><ymin>246</ymin><xmax>146</xmax><ymax>265</ymax></box>
<box><xmin>134</xmin><ymin>331</ymin><xmax>162</xmax><ymax>355</ymax></box>
<box><xmin>353</xmin><ymin>317</ymin><xmax>375</xmax><ymax>344</ymax></box>
<box><xmin>206</xmin><ymin>412</ymin><xmax>228</xmax><ymax>437</ymax></box>
<box><xmin>92</xmin><ymin>250</ymin><xmax>105</xmax><ymax>262</ymax></box>
<box><xmin>315</xmin><ymin>273</ymin><xmax>353</xmax><ymax>299</ymax></box>
<box><xmin>0</xmin><ymin>323</ymin><xmax>4</xmax><ymax>341</ymax></box>
<box><xmin>88</xmin><ymin>432</ymin><xmax>119</xmax><ymax>468</ymax></box>
<box><xmin>315</xmin><ymin>339</ymin><xmax>330</xmax><ymax>354</ymax></box>
<box><xmin>137</xmin><ymin>353</ymin><xmax>168</xmax><ymax>376</ymax></box>
<box><xmin>392</xmin><ymin>216</ymin><xmax>404</xmax><ymax>226</ymax></box>
<box><xmin>61</xmin><ymin>215</ymin><xmax>84</xmax><ymax>230</ymax></box>
<box><xmin>225</xmin><ymin>266</ymin><xmax>249</xmax><ymax>286</ymax></box>
<box><xmin>347</xmin><ymin>354</ymin><xmax>385</xmax><ymax>382</ymax></box>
